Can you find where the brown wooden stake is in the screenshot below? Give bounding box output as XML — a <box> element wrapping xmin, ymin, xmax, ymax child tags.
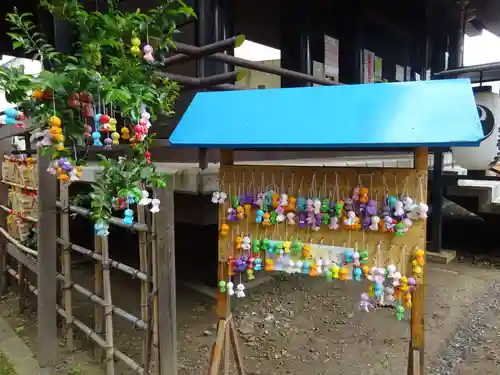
<box><xmin>155</xmin><ymin>184</ymin><xmax>177</xmax><ymax>375</ymax></box>
<box><xmin>137</xmin><ymin>205</ymin><xmax>149</xmax><ymax>370</ymax></box>
<box><xmin>229</xmin><ymin>319</ymin><xmax>245</xmax><ymax>375</ymax></box>
<box><xmin>408</xmin><ymin>147</ymin><xmax>427</xmax><ymax>375</ymax></box>
<box><xmin>60</xmin><ymin>182</ymin><xmax>74</xmax><ymax>350</ymax></box>
<box><xmin>208</xmin><ymin>319</ymin><xmax>226</xmax><ymax>375</ymax></box>
<box><xmin>94</xmin><ymin>230</ymin><xmax>104</xmax><ymax>362</ymax></box>
<box><xmin>101</xmin><ymin>236</ymin><xmax>115</xmax><ymax>375</ymax></box>
<box><xmin>37</xmin><ymin>153</ymin><xmax>58</xmax><ymax>374</ymax></box>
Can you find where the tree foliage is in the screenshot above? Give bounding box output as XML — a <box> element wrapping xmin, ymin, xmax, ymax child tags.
<box><xmin>0</xmin><ymin>0</ymin><xmax>194</xmax><ymax>230</ymax></box>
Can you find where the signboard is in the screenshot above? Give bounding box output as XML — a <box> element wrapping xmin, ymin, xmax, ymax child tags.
<box><xmin>324</xmin><ymin>35</ymin><xmax>339</xmax><ymax>82</ymax></box>
<box><xmin>395</xmin><ymin>65</ymin><xmax>405</xmax><ymax>82</ymax></box>
<box><xmin>363</xmin><ymin>50</ymin><xmax>374</xmax><ymax>83</ymax></box>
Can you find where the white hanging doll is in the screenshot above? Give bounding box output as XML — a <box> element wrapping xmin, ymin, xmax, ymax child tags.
<box><xmin>369</xmin><ymin>216</ymin><xmax>380</xmax><ymax>231</ymax></box>
<box><xmin>286</xmin><ymin>212</ymin><xmax>296</xmax><ymax>225</ymax></box>
<box><xmin>150</xmin><ymin>198</ymin><xmax>161</xmax><ymax>213</ymax></box>
<box><xmin>212</xmin><ymin>191</ymin><xmax>227</xmax><ymax>204</ymax></box>
<box><xmin>235</xmin><ymin>283</ymin><xmax>246</xmax><ymax>298</ymax></box>
<box><xmin>329</xmin><ymin>216</ymin><xmax>339</xmax><ymax>230</ymax></box>
<box><xmin>226</xmin><ymin>281</ymin><xmax>235</xmax><ymax>296</ymax></box>
<box><xmin>407</xmin><ymin>203</ymin><xmax>429</xmax><ymax>220</ymax></box>
<box><xmin>139</xmin><ymin>190</ymin><xmax>152</xmax><ymax>206</ymax></box>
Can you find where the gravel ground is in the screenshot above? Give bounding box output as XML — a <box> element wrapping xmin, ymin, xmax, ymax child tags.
<box><xmin>1</xmin><ymin>260</ymin><xmax>500</xmax><ymax>374</ymax></box>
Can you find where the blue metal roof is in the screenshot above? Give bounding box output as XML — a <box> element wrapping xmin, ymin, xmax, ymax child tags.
<box><xmin>169</xmin><ymin>78</ymin><xmax>484</xmax><ymax>149</ymax></box>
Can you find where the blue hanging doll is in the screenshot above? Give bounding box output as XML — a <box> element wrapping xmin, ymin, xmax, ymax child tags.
<box><xmin>92</xmin><ymin>131</ymin><xmax>103</xmax><ymax>147</ymax></box>
<box><xmin>123</xmin><ymin>208</ymin><xmax>134</xmax><ymax>225</ymax></box>
<box><xmin>94</xmin><ymin>222</ymin><xmax>109</xmax><ymax>237</ymax></box>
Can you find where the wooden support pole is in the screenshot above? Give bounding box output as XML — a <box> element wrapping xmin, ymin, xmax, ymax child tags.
<box><xmin>137</xmin><ymin>206</ymin><xmax>150</xmax><ymax>371</ymax></box>
<box><xmin>0</xmin><ymin>148</ymin><xmax>11</xmax><ymax>296</ymax></box>
<box><xmin>150</xmin><ymin>208</ymin><xmax>160</xmax><ymax>374</ymax></box>
<box><xmin>208</xmin><ymin>149</ymin><xmax>245</xmax><ymax>375</ymax></box>
<box><xmin>155</xmin><ymin>184</ymin><xmax>177</xmax><ymax>375</ymax></box>
<box><xmin>37</xmin><ymin>154</ymin><xmax>58</xmax><ymax>375</ymax></box>
<box><xmin>101</xmin><ymin>236</ymin><xmax>115</xmax><ymax>375</ymax></box>
<box><xmin>408</xmin><ymin>147</ymin><xmax>427</xmax><ymax>375</ymax></box>
<box><xmin>60</xmin><ymin>183</ymin><xmax>74</xmax><ymax>350</ymax></box>
<box><xmin>94</xmin><ymin>231</ymin><xmax>104</xmax><ymax>362</ymax></box>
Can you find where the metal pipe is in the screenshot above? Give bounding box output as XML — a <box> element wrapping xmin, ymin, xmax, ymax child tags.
<box><xmin>163</xmin><ymin>35</ymin><xmax>244</xmax><ymax>67</ymax></box>
<box><xmin>432</xmin><ymin>61</ymin><xmax>500</xmax><ymax>78</ymax></box>
<box><xmin>173</xmin><ymin>42</ymin><xmax>339</xmax><ymax>86</ymax></box>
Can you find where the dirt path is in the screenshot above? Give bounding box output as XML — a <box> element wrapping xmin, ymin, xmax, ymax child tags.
<box><xmin>0</xmin><ymin>260</ymin><xmax>500</xmax><ymax>374</ymax></box>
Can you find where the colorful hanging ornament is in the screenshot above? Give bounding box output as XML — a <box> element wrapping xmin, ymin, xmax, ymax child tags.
<box><xmin>123</xmin><ymin>208</ymin><xmax>134</xmax><ymax>225</ymax></box>
<box><xmin>121</xmin><ymin>126</ymin><xmax>131</xmax><ymax>140</ymax></box>
<box><xmin>395</xmin><ymin>305</ymin><xmax>405</xmax><ymax>320</ymax></box>
<box><xmin>150</xmin><ymin>198</ymin><xmax>160</xmax><ymax>213</ymax></box>
<box><xmin>94</xmin><ymin>221</ymin><xmax>109</xmax><ymax>237</ymax></box>
<box><xmin>359</xmin><ymin>293</ymin><xmax>373</xmax><ymax>312</ymax></box>
<box><xmin>226</xmin><ymin>281</ymin><xmax>234</xmax><ymax>296</ymax></box>
<box><xmin>138</xmin><ymin>190</ymin><xmax>152</xmax><ymax>206</ymax></box>
<box><xmin>218</xmin><ymin>280</ymin><xmax>226</xmax><ymax>292</ymax></box>
<box><xmin>131</xmin><ymin>36</ymin><xmax>141</xmax><ymax>56</ymax></box>
<box><xmin>92</xmin><ymin>131</ymin><xmax>103</xmax><ymax>147</ymax></box>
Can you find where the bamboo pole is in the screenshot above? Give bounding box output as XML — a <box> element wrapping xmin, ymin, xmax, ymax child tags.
<box><xmin>6</xmin><ymin>266</ymin><xmax>144</xmax><ymax>374</ymax></box>
<box><xmin>17</xmin><ymin>260</ymin><xmax>27</xmax><ymax>313</ymax></box>
<box><xmin>0</xmin><ymin>227</ymin><xmax>38</xmax><ymax>256</ymax></box>
<box><xmin>150</xmin><ymin>205</ymin><xmax>160</xmax><ymax>374</ymax></box>
<box><xmin>0</xmin><ymin>204</ymin><xmax>37</xmax><ymax>222</ymax></box>
<box><xmin>55</xmin><ymin>201</ymin><xmax>148</xmax><ymax>232</ymax></box>
<box><xmin>55</xmin><ymin>238</ymin><xmax>148</xmax><ymax>281</ymax></box>
<box><xmin>101</xmin><ymin>236</ymin><xmax>115</xmax><ymax>375</ymax></box>
<box><xmin>60</xmin><ymin>183</ymin><xmax>74</xmax><ymax>350</ymax></box>
<box><xmin>137</xmin><ymin>205</ymin><xmax>150</xmax><ymax>370</ymax></box>
<box><xmin>94</xmin><ymin>233</ymin><xmax>104</xmax><ymax>362</ymax></box>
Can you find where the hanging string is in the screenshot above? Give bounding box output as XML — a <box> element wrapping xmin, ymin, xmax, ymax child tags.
<box><xmin>290</xmin><ymin>173</ymin><xmax>295</xmax><ymax>196</ymax></box>
<box><xmin>394</xmin><ymin>174</ymin><xmax>399</xmax><ymax>197</ymax></box>
<box><xmin>322</xmin><ymin>173</ymin><xmax>327</xmax><ymax>198</ymax></box>
<box><xmin>419</xmin><ymin>176</ymin><xmax>425</xmax><ymax>203</ymax></box>
<box><xmin>335</xmin><ymin>173</ymin><xmax>340</xmax><ymax>201</ymax></box>
<box><xmin>382</xmin><ymin>174</ymin><xmax>390</xmax><ymax>194</ymax></box>
<box><xmin>299</xmin><ymin>176</ymin><xmax>304</xmax><ymax>196</ymax></box>
<box><xmin>401</xmin><ymin>177</ymin><xmax>409</xmax><ymax>197</ymax></box>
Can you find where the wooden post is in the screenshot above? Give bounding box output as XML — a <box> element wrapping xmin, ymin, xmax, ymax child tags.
<box><xmin>0</xmin><ymin>144</ymin><xmax>11</xmax><ymax>296</ymax></box>
<box><xmin>37</xmin><ymin>154</ymin><xmax>58</xmax><ymax>375</ymax></box>
<box><xmin>409</xmin><ymin>147</ymin><xmax>427</xmax><ymax>375</ymax></box>
<box><xmin>94</xmin><ymin>231</ymin><xmax>104</xmax><ymax>362</ymax></box>
<box><xmin>60</xmin><ymin>183</ymin><xmax>74</xmax><ymax>350</ymax></box>
<box><xmin>155</xmin><ymin>183</ymin><xmax>177</xmax><ymax>375</ymax></box>
<box><xmin>208</xmin><ymin>149</ymin><xmax>245</xmax><ymax>375</ymax></box>
<box><xmin>101</xmin><ymin>236</ymin><xmax>115</xmax><ymax>375</ymax></box>
<box><xmin>137</xmin><ymin>206</ymin><xmax>150</xmax><ymax>370</ymax></box>
<box><xmin>150</xmin><ymin>208</ymin><xmax>160</xmax><ymax>374</ymax></box>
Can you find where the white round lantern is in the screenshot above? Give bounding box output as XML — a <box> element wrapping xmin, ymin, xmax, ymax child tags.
<box><xmin>452</xmin><ymin>88</ymin><xmax>499</xmax><ymax>170</ymax></box>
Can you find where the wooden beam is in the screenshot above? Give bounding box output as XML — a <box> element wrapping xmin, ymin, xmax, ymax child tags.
<box><xmin>37</xmin><ymin>154</ymin><xmax>58</xmax><ymax>374</ymax></box>
<box><xmin>409</xmin><ymin>147</ymin><xmax>427</xmax><ymax>375</ymax></box>
<box><xmin>220</xmin><ymin>150</ymin><xmax>234</xmax><ymax>166</ymax></box>
<box><xmin>155</xmin><ymin>184</ymin><xmax>177</xmax><ymax>375</ymax></box>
